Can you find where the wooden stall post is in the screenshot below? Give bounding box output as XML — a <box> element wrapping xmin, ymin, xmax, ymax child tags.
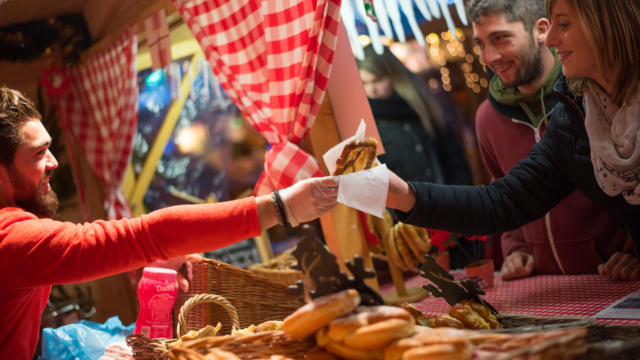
<box><xmin>305</xmin><ymin>21</ymin><xmax>428</xmax><ymax>303</ymax></box>
<box><xmin>301</xmin><ymin>21</ymin><xmax>382</xmax><ymax>291</ymax></box>
<box><xmin>306</xmin><ymin>97</ymin><xmax>378</xmax><ymax>291</ymax></box>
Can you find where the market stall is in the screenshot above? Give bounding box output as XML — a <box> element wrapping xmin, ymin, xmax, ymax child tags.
<box><xmin>4</xmin><ymin>0</ymin><xmax>640</xmax><ymax>359</ymax></box>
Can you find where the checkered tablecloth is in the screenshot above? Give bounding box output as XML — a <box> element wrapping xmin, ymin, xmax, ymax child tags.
<box><xmin>380</xmin><ymin>272</ymin><xmax>640</xmax><ymax>325</ymax></box>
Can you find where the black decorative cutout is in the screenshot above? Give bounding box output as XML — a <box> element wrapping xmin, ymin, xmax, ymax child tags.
<box><xmin>289</xmin><ymin>225</ymin><xmax>384</xmax><ymax>305</ymax></box>
<box><xmin>0</xmin><ymin>14</ymin><xmax>92</xmax><ymax>65</ymax></box>
<box><xmin>419</xmin><ymin>255</ymin><xmax>499</xmax><ymax>317</ymax></box>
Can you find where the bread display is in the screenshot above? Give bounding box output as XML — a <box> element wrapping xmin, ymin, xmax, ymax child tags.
<box><xmin>179</xmin><ymin>323</ymin><xmax>222</xmax><ymax>342</ymax></box>
<box><xmin>384</xmin><ymin>327</ymin><xmax>472</xmax><ymax>360</ymax></box>
<box><xmin>156</xmin><ymin>233</ymin><xmax>590</xmax><ymax>360</ymax></box>
<box><xmin>385</xmin><ymin>222</ymin><xmax>432</xmax><ymax>271</ymax></box>
<box><xmin>327</xmin><ymin>306</ymin><xmax>415</xmax><ymax>350</ymax></box>
<box><xmin>429</xmin><ymin>300</ymin><xmax>502</xmax><ymax>330</ymax></box>
<box><xmin>282</xmin><ymin>289</ymin><xmax>361</xmax><ymax>340</ymax></box>
<box><xmin>158</xmin><ymin>289</ymin><xmax>586</xmax><ymax>360</ymax></box>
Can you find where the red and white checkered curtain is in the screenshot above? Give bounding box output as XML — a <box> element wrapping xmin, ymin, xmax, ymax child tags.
<box><xmin>55</xmin><ymin>27</ymin><xmax>138</xmax><ymax>219</ymax></box>
<box><xmin>144</xmin><ymin>9</ymin><xmax>172</xmax><ymax>70</ymax></box>
<box><xmin>172</xmin><ymin>0</ymin><xmax>342</xmax><ymax>195</ymax></box>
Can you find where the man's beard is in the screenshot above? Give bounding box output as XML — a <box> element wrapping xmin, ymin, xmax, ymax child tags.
<box><xmin>9</xmin><ymin>167</ymin><xmax>59</xmax><ymax>219</ymax></box>
<box><xmin>504</xmin><ymin>37</ymin><xmax>544</xmax><ymax>88</ymax></box>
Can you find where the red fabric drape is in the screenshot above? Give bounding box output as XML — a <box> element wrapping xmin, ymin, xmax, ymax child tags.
<box><xmin>172</xmin><ymin>0</ymin><xmax>342</xmax><ymax>194</ymax></box>
<box><xmin>53</xmin><ymin>27</ymin><xmax>138</xmax><ymax>219</ymax></box>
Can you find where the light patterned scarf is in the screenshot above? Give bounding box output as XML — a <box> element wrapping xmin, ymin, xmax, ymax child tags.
<box><xmin>583</xmin><ymin>80</ymin><xmax>640</xmax><ymax>204</ymax></box>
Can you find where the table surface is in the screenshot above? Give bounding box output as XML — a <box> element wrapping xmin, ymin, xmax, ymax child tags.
<box><xmin>380</xmin><ymin>271</ymin><xmax>640</xmax><ymax>325</ymax></box>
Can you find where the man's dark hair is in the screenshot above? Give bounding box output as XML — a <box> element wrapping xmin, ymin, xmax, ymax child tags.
<box><xmin>467</xmin><ymin>0</ymin><xmax>547</xmax><ymax>32</ymax></box>
<box><xmin>0</xmin><ymin>87</ymin><xmax>41</xmax><ymax>166</ymax></box>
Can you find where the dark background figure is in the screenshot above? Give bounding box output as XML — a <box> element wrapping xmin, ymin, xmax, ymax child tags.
<box><xmin>357</xmin><ymin>45</ymin><xmax>475</xmax><ymax>268</ymax></box>
<box><xmin>357</xmin><ymin>44</ymin><xmax>472</xmax><ymax>185</ymax></box>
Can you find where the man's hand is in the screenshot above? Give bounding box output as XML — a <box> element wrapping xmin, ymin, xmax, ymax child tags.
<box><xmin>151</xmin><ymin>254</ymin><xmax>203</xmax><ymax>292</ymax></box>
<box><xmin>598</xmin><ymin>252</ymin><xmax>640</xmax><ymax>280</ymax></box>
<box><xmin>501</xmin><ymin>251</ymin><xmax>535</xmax><ymax>280</ymax></box>
<box><xmin>280</xmin><ymin>176</ymin><xmax>339</xmax><ymax>227</ymax></box>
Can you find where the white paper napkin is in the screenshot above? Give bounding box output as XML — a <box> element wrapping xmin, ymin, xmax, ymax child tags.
<box><xmin>322</xmin><ymin>119</ymin><xmax>389</xmax><ymax>218</ymax></box>
<box><xmin>338</xmin><ymin>164</ymin><xmax>389</xmax><ymax>218</ymax></box>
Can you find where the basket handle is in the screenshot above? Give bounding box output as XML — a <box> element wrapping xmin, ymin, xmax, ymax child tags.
<box><xmin>176</xmin><ymin>293</ymin><xmax>240</xmax><ymax>338</ymax></box>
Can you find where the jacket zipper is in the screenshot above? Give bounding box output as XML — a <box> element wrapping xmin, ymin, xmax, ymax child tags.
<box><xmin>509</xmin><ymin>111</ymin><xmax>552</xmax><ymax>142</ymax></box>
<box><xmin>545</xmin><ymin>89</ymin><xmax>588</xmax><ymax>274</ymax></box>
<box><xmin>511</xmin><ymin>114</ymin><xmax>564</xmax><ymax>272</ymax></box>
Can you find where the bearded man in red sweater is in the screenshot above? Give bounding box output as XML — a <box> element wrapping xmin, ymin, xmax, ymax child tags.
<box><xmin>0</xmin><ymin>86</ymin><xmax>339</xmax><ymax>359</ymax></box>
<box><xmin>468</xmin><ymin>0</ymin><xmax>631</xmax><ymax>279</ymax></box>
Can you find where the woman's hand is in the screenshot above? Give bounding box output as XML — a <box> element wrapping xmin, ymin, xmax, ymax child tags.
<box><xmin>280</xmin><ymin>176</ymin><xmax>339</xmax><ymax>227</ymax></box>
<box><xmin>385</xmin><ymin>169</ymin><xmax>416</xmax><ymax>212</ymax></box>
<box><xmin>598</xmin><ymin>252</ymin><xmax>640</xmax><ymax>280</ymax></box>
<box><xmin>500</xmin><ymin>251</ymin><xmax>535</xmax><ymax>280</ymax></box>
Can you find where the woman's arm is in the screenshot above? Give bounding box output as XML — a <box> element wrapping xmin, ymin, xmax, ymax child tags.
<box><xmin>388</xmin><ymin>118</ymin><xmax>575</xmax><ymax>235</ymax></box>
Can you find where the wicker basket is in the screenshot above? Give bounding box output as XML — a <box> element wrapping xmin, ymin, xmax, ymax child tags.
<box><xmin>247</xmin><ymin>265</ymin><xmax>304</xmax><ymax>287</ymax></box>
<box><xmin>487</xmin><ymin>315</ymin><xmax>640</xmax><ymax>359</ymax></box>
<box><xmin>476</xmin><ymin>321</ymin><xmax>640</xmax><ymax>360</ymax></box>
<box><xmin>578</xmin><ymin>322</ymin><xmax>640</xmax><ymax>360</ymax></box>
<box><xmin>248</xmin><ymin>247</ymin><xmax>304</xmax><ymax>287</ymax></box>
<box><xmin>172</xmin><ymin>258</ymin><xmax>303</xmax><ymax>335</ymax></box>
<box><xmin>472</xmin><ymin>326</ymin><xmax>588</xmax><ymax>359</ymax></box>
<box><xmin>168</xmin><ymin>330</ymin><xmax>315</xmax><ymax>360</ymax></box>
<box><xmin>129</xmin><ymin>293</ymin><xmax>312</xmax><ymax>360</ymax></box>
<box><xmin>500</xmin><ymin>313</ymin><xmax>594</xmax><ymax>331</ymax></box>
<box><xmin>176</xmin><ymin>293</ymin><xmax>240</xmax><ymax>337</ymax></box>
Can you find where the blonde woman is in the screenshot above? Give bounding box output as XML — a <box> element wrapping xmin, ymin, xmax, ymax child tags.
<box><xmin>545</xmin><ymin>0</ymin><xmax>640</xmax><ymax>279</ymax></box>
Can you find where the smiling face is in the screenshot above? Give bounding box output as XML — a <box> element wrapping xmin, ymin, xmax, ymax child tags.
<box><xmin>546</xmin><ymin>0</ymin><xmax>601</xmax><ymax>84</ymax></box>
<box><xmin>359</xmin><ymin>69</ymin><xmax>394</xmax><ymax>99</ymax></box>
<box><xmin>0</xmin><ymin>119</ymin><xmax>59</xmax><ymax>218</ymax></box>
<box><xmin>473</xmin><ymin>13</ymin><xmax>544</xmax><ymax>91</ymax></box>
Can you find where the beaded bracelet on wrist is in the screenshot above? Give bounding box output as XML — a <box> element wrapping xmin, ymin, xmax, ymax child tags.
<box><xmin>273</xmin><ymin>189</ymin><xmax>292</xmax><ymax>229</ymax></box>
<box><xmin>270</xmin><ymin>192</ymin><xmax>284</xmax><ymax>226</ymax></box>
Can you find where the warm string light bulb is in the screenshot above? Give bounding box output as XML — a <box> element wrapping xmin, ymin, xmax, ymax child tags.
<box><xmin>353</xmin><ymin>27</ymin><xmax>488</xmax><ymax>94</ymax></box>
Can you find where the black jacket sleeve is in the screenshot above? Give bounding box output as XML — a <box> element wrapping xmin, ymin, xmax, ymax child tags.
<box><xmin>394</xmin><ymin>117</ymin><xmax>575</xmax><ymax>235</ymax></box>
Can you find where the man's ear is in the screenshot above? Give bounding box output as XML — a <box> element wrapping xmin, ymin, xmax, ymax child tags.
<box><xmin>534</xmin><ymin>18</ymin><xmax>551</xmax><ymax>44</ymax></box>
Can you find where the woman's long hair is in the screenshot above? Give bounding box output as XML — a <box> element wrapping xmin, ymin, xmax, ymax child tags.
<box><xmin>357</xmin><ymin>45</ymin><xmax>445</xmax><ymax>136</ymax></box>
<box><xmin>546</xmin><ymin>0</ymin><xmax>640</xmax><ymax>105</ymax></box>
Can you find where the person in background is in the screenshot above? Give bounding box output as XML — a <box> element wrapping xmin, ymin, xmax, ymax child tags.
<box><xmin>357</xmin><ymin>45</ymin><xmax>474</xmax><ymax>268</ymax></box>
<box><xmin>357</xmin><ymin>45</ymin><xmax>472</xmax><ymax>186</ymax></box>
<box><xmin>0</xmin><ymin>86</ymin><xmax>339</xmax><ymax>359</ymax></box>
<box><xmin>468</xmin><ymin>0</ymin><xmax>629</xmax><ymax>280</ymax></box>
<box><xmin>385</xmin><ymin>0</ymin><xmax>640</xmax><ymax>281</ymax></box>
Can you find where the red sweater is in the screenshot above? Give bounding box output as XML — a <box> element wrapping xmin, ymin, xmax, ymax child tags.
<box><xmin>0</xmin><ymin>197</ymin><xmax>259</xmax><ymax>359</ymax></box>
<box><xmin>475</xmin><ymin>100</ymin><xmax>629</xmax><ymax>274</ymax></box>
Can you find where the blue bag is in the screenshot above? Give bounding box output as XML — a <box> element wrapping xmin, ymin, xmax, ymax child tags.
<box><xmin>41</xmin><ymin>316</ymin><xmax>134</xmax><ymax>360</ymax></box>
